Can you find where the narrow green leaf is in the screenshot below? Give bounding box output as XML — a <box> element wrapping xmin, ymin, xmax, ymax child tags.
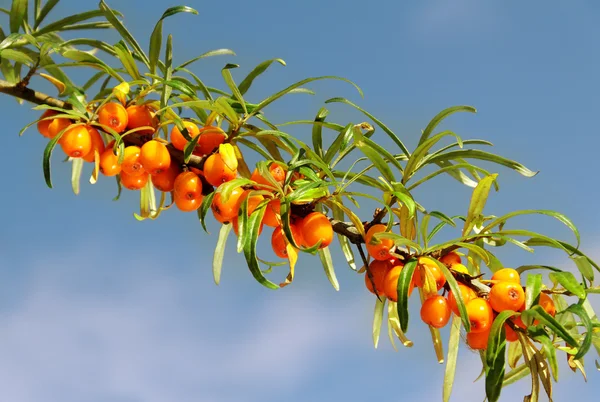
<box><xmin>197</xmin><ymin>192</ymin><xmax>215</xmax><ymax>234</ymax></box>
<box><xmin>508</xmin><ymin>340</ymin><xmax>523</xmax><ymax>369</ymax></box>
<box><xmin>432</xmin><ymin>259</ymin><xmax>471</xmax><ymax>332</ymax></box>
<box><xmin>523</xmin><ymin>305</ymin><xmax>578</xmax><ymax>348</ymax></box>
<box><xmin>462</xmin><ymin>174</ymin><xmax>498</xmax><ymax>236</ymax></box>
<box><xmin>70</xmin><ymin>157</ymin><xmax>84</xmax><ymax>195</ymax></box>
<box><xmin>10</xmin><ymin>0</ymin><xmax>27</xmax><ymax>33</ymax></box>
<box><xmin>43</xmin><ymin>122</ymin><xmax>83</xmax><ymax>188</ymax></box>
<box><xmin>404</xmin><ymin>130</ymin><xmax>463</xmax><ymax>183</ymax></box>
<box><xmin>529</xmin><ymin>329</ymin><xmax>559</xmax><ymax>382</ymax></box>
<box><xmin>0</xmin><ymin>48</ymin><xmax>34</xmax><ymax>65</ymax></box>
<box><xmin>113</xmin><ymin>40</ymin><xmax>140</xmax><ymax>80</ymax></box>
<box><xmin>373</xmin><ymin>297</ymin><xmax>385</xmax><ymax>349</ymax></box>
<box><xmin>353</xmin><ymin>127</ymin><xmax>395</xmax><ymax>183</ymax></box>
<box><xmin>525</xmin><ymin>274</ymin><xmax>543</xmax><ymax>311</ymax></box>
<box><xmin>565</xmin><ymin>304</ymin><xmax>593</xmax><ymax>360</ymax></box>
<box><xmin>548</xmin><ymin>272</ymin><xmax>585</xmax><ymax>299</ymax></box>
<box><xmin>503</xmin><ymin>363</ymin><xmax>530</xmax><ymax>387</ymax></box>
<box><xmin>572</xmin><ymin>255</ymin><xmax>595</xmax><ymax>282</ymax></box>
<box><xmin>213</xmin><ymin>223</ymin><xmax>231</xmax><ymax>285</ymax></box>
<box><xmin>317</xmin><ymin>247</ymin><xmax>339</xmax><ymax>291</ymax></box>
<box><xmin>443</xmin><ymin>315</ymin><xmax>462</xmax><ymax>402</ymax></box>
<box><xmin>35</xmin><ymin>9</ymin><xmax>115</xmax><ymax>36</ymax></box>
<box><xmin>397</xmin><ymin>259</ymin><xmax>417</xmax><ymax>332</ymax></box>
<box><xmin>175</xmin><ymin>48</ymin><xmax>236</xmax><ymax>71</ymax></box>
<box><xmin>419</xmin><ymin>105</ymin><xmax>477</xmax><ymax>145</ymax></box>
<box><xmin>238</xmin><ymin>58</ymin><xmax>285</xmax><ymax>95</ymax></box>
<box><xmin>311</xmin><ymin>107</ymin><xmax>328</xmax><ymax>159</ymax></box>
<box><xmin>485</xmin><ymin>310</ymin><xmax>518</xmax><ymax>402</ymax></box>
<box><xmin>62</xmin><ymin>49</ymin><xmax>124</xmax><ymax>82</ymax></box>
<box><xmin>222</xmin><ymin>64</ymin><xmax>247</xmax><ymax>115</ymax></box>
<box><xmin>34</xmin><ymin>0</ymin><xmax>59</xmax><ymax>29</ymax></box>
<box><xmin>425</xmin><ymin>149</ymin><xmax>538</xmax><ymax>178</ymax></box>
<box><xmin>242</xmin><ymin>205</ymin><xmax>278</xmax><ymax>289</ymax></box>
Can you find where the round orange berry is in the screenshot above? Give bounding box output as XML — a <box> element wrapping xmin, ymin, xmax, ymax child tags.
<box><xmin>251</xmin><ymin>162</ymin><xmax>286</xmax><ymax>188</ymax></box>
<box><xmin>126</xmin><ymin>104</ymin><xmax>157</xmax><ymax>134</ymax></box>
<box><xmin>151</xmin><ymin>162</ymin><xmax>181</xmax><ymax>192</ymax></box>
<box><xmin>365</xmin><ymin>259</ymin><xmax>392</xmax><ymax>296</ymax></box>
<box><xmin>47</xmin><ymin>117</ymin><xmax>71</xmax><ymax>139</ymax></box>
<box><xmin>82</xmin><ymin>126</ymin><xmax>105</xmax><ymax>163</ymax></box>
<box><xmin>538</xmin><ymin>292</ymin><xmax>556</xmax><ymax>317</ymax></box>
<box><xmin>298</xmin><ymin>212</ymin><xmax>333</xmax><ymax>249</ymax></box>
<box><xmin>440</xmin><ymin>252</ymin><xmax>461</xmax><ymax>266</ymax></box>
<box><xmin>97</xmin><ymin>102</ymin><xmax>128</xmax><ymax>133</ymax></box>
<box><xmin>466</xmin><ymin>298</ymin><xmax>494</xmax><ymax>333</ymax></box>
<box><xmin>467</xmin><ymin>329</ymin><xmax>490</xmax><ymax>350</ymax></box>
<box><xmin>420</xmin><ymin>296</ymin><xmax>451</xmax><ymax>329</ymax></box>
<box><xmin>120</xmin><ymin>171</ymin><xmax>149</xmax><ymax>190</ymax></box>
<box><xmin>211</xmin><ymin>187</ymin><xmax>245</xmax><ymax>221</ymax></box>
<box><xmin>173</xmin><ymin>171</ymin><xmax>203</xmax><ymax>212</ymax></box>
<box><xmin>447</xmin><ymin>284</ymin><xmax>477</xmax><ymax>316</ymax></box>
<box><xmin>203</xmin><ymin>153</ymin><xmax>237</xmax><ymax>187</ymax></box>
<box><xmin>140</xmin><ymin>140</ymin><xmax>171</xmax><ymax>175</ymax></box>
<box><xmin>505</xmin><ymin>323</ymin><xmax>519</xmax><ymax>342</ymax></box>
<box><xmin>194</xmin><ymin>126</ymin><xmax>227</xmax><ymax>156</ymax></box>
<box><xmin>37</xmin><ymin>110</ymin><xmax>58</xmax><ymax>138</ymax></box>
<box><xmin>489</xmin><ymin>282</ymin><xmax>525</xmax><ymax>312</ymax></box>
<box><xmin>121</xmin><ymin>146</ymin><xmax>146</xmax><ymax>176</ymax></box>
<box><xmin>262</xmin><ymin>199</ymin><xmax>281</xmax><ymax>227</ymax></box>
<box><xmin>170</xmin><ymin>122</ymin><xmax>200</xmax><ymax>151</ymax></box>
<box><xmin>414</xmin><ymin>257</ymin><xmax>446</xmax><ymax>290</ymax></box>
<box><xmin>271</xmin><ymin>224</ymin><xmax>303</xmax><ymax>258</ymax></box>
<box><xmin>491</xmin><ymin>268</ymin><xmax>521</xmax><ymax>284</ymax></box>
<box><xmin>365</xmin><ymin>224</ymin><xmax>394</xmax><ymax>261</ymax></box>
<box><xmin>59</xmin><ymin>125</ymin><xmax>92</xmax><ymax>158</ymax></box>
<box><xmin>99</xmin><ymin>147</ymin><xmax>121</xmax><ymax>176</ymax></box>
<box><xmin>383</xmin><ymin>262</ymin><xmax>414</xmax><ymax>301</ymax></box>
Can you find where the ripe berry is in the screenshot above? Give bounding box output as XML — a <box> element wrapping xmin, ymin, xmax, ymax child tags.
<box><xmin>466</xmin><ymin>298</ymin><xmax>494</xmax><ymax>333</ymax></box>
<box><xmin>365</xmin><ymin>224</ymin><xmax>394</xmax><ymax>261</ymax></box>
<box><xmin>491</xmin><ymin>268</ymin><xmax>521</xmax><ymax>284</ymax></box>
<box><xmin>120</xmin><ymin>171</ymin><xmax>149</xmax><ymax>190</ymax></box>
<box><xmin>140</xmin><ymin>140</ymin><xmax>171</xmax><ymax>175</ymax></box>
<box><xmin>538</xmin><ymin>292</ymin><xmax>556</xmax><ymax>317</ymax></box>
<box><xmin>195</xmin><ymin>126</ymin><xmax>227</xmax><ymax>156</ymax></box>
<box><xmin>420</xmin><ymin>296</ymin><xmax>451</xmax><ymax>329</ymax></box>
<box><xmin>126</xmin><ymin>104</ymin><xmax>157</xmax><ymax>134</ymax></box>
<box><xmin>451</xmin><ymin>263</ymin><xmax>469</xmax><ymax>274</ymax></box>
<box><xmin>251</xmin><ymin>162</ymin><xmax>286</xmax><ymax>188</ymax></box>
<box><xmin>383</xmin><ymin>262</ymin><xmax>413</xmax><ymax>301</ymax></box>
<box><xmin>440</xmin><ymin>252</ymin><xmax>461</xmax><ymax>266</ymax></box>
<box><xmin>447</xmin><ymin>284</ymin><xmax>477</xmax><ymax>316</ymax></box>
<box><xmin>414</xmin><ymin>257</ymin><xmax>446</xmax><ymax>290</ymax></box>
<box><xmin>151</xmin><ymin>163</ymin><xmax>181</xmax><ymax>192</ymax></box>
<box><xmin>121</xmin><ymin>146</ymin><xmax>145</xmax><ymax>176</ymax></box>
<box><xmin>271</xmin><ymin>224</ymin><xmax>303</xmax><ymax>258</ymax></box>
<box><xmin>37</xmin><ymin>110</ymin><xmax>58</xmax><ymax>138</ymax></box>
<box><xmin>298</xmin><ymin>212</ymin><xmax>333</xmax><ymax>249</ymax></box>
<box><xmin>467</xmin><ymin>329</ymin><xmax>490</xmax><ymax>350</ymax></box>
<box><xmin>82</xmin><ymin>126</ymin><xmax>106</xmax><ymax>163</ymax></box>
<box><xmin>171</xmin><ymin>122</ymin><xmax>200</xmax><ymax>151</ymax></box>
<box><xmin>99</xmin><ymin>146</ymin><xmax>121</xmax><ymax>176</ymax></box>
<box><xmin>97</xmin><ymin>102</ymin><xmax>128</xmax><ymax>133</ymax></box>
<box><xmin>489</xmin><ymin>282</ymin><xmax>525</xmax><ymax>312</ymax></box>
<box><xmin>47</xmin><ymin>117</ymin><xmax>71</xmax><ymax>139</ymax></box>
<box><xmin>211</xmin><ymin>187</ymin><xmax>245</xmax><ymax>221</ymax></box>
<box><xmin>262</xmin><ymin>199</ymin><xmax>281</xmax><ymax>227</ymax></box>
<box><xmin>365</xmin><ymin>259</ymin><xmax>392</xmax><ymax>296</ymax></box>
<box><xmin>59</xmin><ymin>125</ymin><xmax>92</xmax><ymax>158</ymax></box>
<box><xmin>203</xmin><ymin>153</ymin><xmax>237</xmax><ymax>187</ymax></box>
<box><xmin>173</xmin><ymin>171</ymin><xmax>203</xmax><ymax>212</ymax></box>
<box><xmin>505</xmin><ymin>323</ymin><xmax>519</xmax><ymax>342</ymax></box>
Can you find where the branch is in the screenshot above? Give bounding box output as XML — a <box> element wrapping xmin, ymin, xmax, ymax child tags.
<box><xmin>0</xmin><ymin>78</ymin><xmax>69</xmax><ymax>109</ymax></box>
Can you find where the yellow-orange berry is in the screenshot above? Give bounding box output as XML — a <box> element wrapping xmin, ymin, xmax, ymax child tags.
<box><xmin>59</xmin><ymin>125</ymin><xmax>92</xmax><ymax>158</ymax></box>
<box><xmin>173</xmin><ymin>171</ymin><xmax>203</xmax><ymax>212</ymax></box>
<box><xmin>151</xmin><ymin>163</ymin><xmax>181</xmax><ymax>192</ymax></box>
<box><xmin>120</xmin><ymin>171</ymin><xmax>149</xmax><ymax>190</ymax></box>
<box><xmin>489</xmin><ymin>282</ymin><xmax>525</xmax><ymax>312</ymax></box>
<box><xmin>203</xmin><ymin>153</ymin><xmax>237</xmax><ymax>187</ymax></box>
<box><xmin>121</xmin><ymin>146</ymin><xmax>145</xmax><ymax>176</ymax></box>
<box><xmin>298</xmin><ymin>212</ymin><xmax>333</xmax><ymax>249</ymax></box>
<box><xmin>383</xmin><ymin>262</ymin><xmax>414</xmax><ymax>301</ymax></box>
<box><xmin>365</xmin><ymin>259</ymin><xmax>392</xmax><ymax>296</ymax></box>
<box><xmin>467</xmin><ymin>329</ymin><xmax>490</xmax><ymax>350</ymax></box>
<box><xmin>194</xmin><ymin>126</ymin><xmax>227</xmax><ymax>156</ymax></box>
<box><xmin>262</xmin><ymin>199</ymin><xmax>281</xmax><ymax>227</ymax></box>
<box><xmin>271</xmin><ymin>224</ymin><xmax>303</xmax><ymax>258</ymax></box>
<box><xmin>447</xmin><ymin>284</ymin><xmax>477</xmax><ymax>316</ymax></box>
<box><xmin>140</xmin><ymin>140</ymin><xmax>171</xmax><ymax>175</ymax></box>
<box><xmin>82</xmin><ymin>126</ymin><xmax>106</xmax><ymax>163</ymax></box>
<box><xmin>170</xmin><ymin>122</ymin><xmax>200</xmax><ymax>151</ymax></box>
<box><xmin>440</xmin><ymin>252</ymin><xmax>461</xmax><ymax>266</ymax></box>
<box><xmin>126</xmin><ymin>104</ymin><xmax>157</xmax><ymax>134</ymax></box>
<box><xmin>211</xmin><ymin>187</ymin><xmax>246</xmax><ymax>221</ymax></box>
<box><xmin>37</xmin><ymin>110</ymin><xmax>58</xmax><ymax>138</ymax></box>
<box><xmin>420</xmin><ymin>296</ymin><xmax>451</xmax><ymax>329</ymax></box>
<box><xmin>97</xmin><ymin>102</ymin><xmax>128</xmax><ymax>133</ymax></box>
<box><xmin>491</xmin><ymin>268</ymin><xmax>521</xmax><ymax>284</ymax></box>
<box><xmin>99</xmin><ymin>146</ymin><xmax>121</xmax><ymax>176</ymax></box>
<box><xmin>466</xmin><ymin>298</ymin><xmax>494</xmax><ymax>334</ymax></box>
<box><xmin>365</xmin><ymin>224</ymin><xmax>394</xmax><ymax>261</ymax></box>
<box><xmin>47</xmin><ymin>117</ymin><xmax>71</xmax><ymax>139</ymax></box>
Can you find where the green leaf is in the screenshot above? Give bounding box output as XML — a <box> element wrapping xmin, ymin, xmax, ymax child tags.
<box><xmin>330</xmin><ymin>200</ymin><xmax>357</xmax><ymax>271</ymax></box>
<box><xmin>221</xmin><ymin>63</ymin><xmax>247</xmax><ymax>115</ymax></box>
<box><xmin>35</xmin><ymin>9</ymin><xmax>115</xmax><ymax>36</ymax></box>
<box><xmin>503</xmin><ymin>363</ymin><xmax>530</xmax><ymax>387</ymax></box>
<box><xmin>404</xmin><ymin>130</ymin><xmax>463</xmax><ymax>183</ymax></box>
<box><xmin>238</xmin><ymin>58</ymin><xmax>285</xmax><ymax>95</ymax></box>
<box><xmin>525</xmin><ymin>274</ymin><xmax>543</xmax><ymax>311</ymax></box>
<box><xmin>159</xmin><ymin>34</ymin><xmax>173</xmax><ymax>116</ymax></box>
<box><xmin>432</xmin><ymin>259</ymin><xmax>471</xmax><ymax>332</ymax></box>
<box><xmin>462</xmin><ymin>174</ymin><xmax>498</xmax><ymax>236</ymax></box>
<box><xmin>197</xmin><ymin>191</ymin><xmax>215</xmax><ymax>234</ymax></box>
<box><xmin>242</xmin><ymin>204</ymin><xmax>278</xmax><ymax>289</ymax></box>
<box><xmin>443</xmin><ymin>315</ymin><xmax>462</xmax><ymax>402</ymax></box>
<box><xmin>407</xmin><ymin>162</ymin><xmax>491</xmax><ymax>191</ymax></box>
<box><xmin>149</xmin><ymin>5</ymin><xmax>198</xmax><ymax>75</ymax></box>
<box><xmin>548</xmin><ymin>272</ymin><xmax>586</xmax><ymax>300</ymax></box>
<box><xmin>311</xmin><ymin>107</ymin><xmax>328</xmax><ymax>159</ymax></box>
<box><xmin>529</xmin><ymin>328</ymin><xmax>559</xmax><ymax>382</ymax></box>
<box><xmin>70</xmin><ymin>157</ymin><xmax>84</xmax><ymax>195</ymax></box>
<box><xmin>10</xmin><ymin>0</ymin><xmax>27</xmax><ymax>33</ymax></box>
<box><xmin>43</xmin><ymin>122</ymin><xmax>83</xmax><ymax>188</ymax></box>
<box><xmin>33</xmin><ymin>0</ymin><xmax>58</xmax><ymax>29</ymax></box>
<box><xmin>213</xmin><ymin>223</ymin><xmax>231</xmax><ymax>285</ymax></box>
<box><xmin>565</xmin><ymin>304</ymin><xmax>593</xmax><ymax>360</ymax></box>
<box><xmin>572</xmin><ymin>255</ymin><xmax>595</xmax><ymax>282</ymax></box>
<box><xmin>523</xmin><ymin>305</ymin><xmax>578</xmax><ymax>348</ymax></box>
<box><xmin>252</xmin><ymin>76</ymin><xmax>363</xmax><ymax>116</ymax></box>
<box><xmin>352</xmin><ymin>126</ymin><xmax>395</xmax><ymax>183</ymax></box>
<box><xmin>175</xmin><ymin>48</ymin><xmax>236</xmax><ymax>71</ymax></box>
<box><xmin>325</xmin><ymin>97</ymin><xmax>410</xmax><ymax>157</ymax></box>
<box><xmin>99</xmin><ymin>0</ymin><xmax>149</xmax><ymax>68</ymax></box>
<box><xmin>0</xmin><ymin>48</ymin><xmax>34</xmax><ymax>65</ymax></box>
<box><xmin>113</xmin><ymin>40</ymin><xmax>141</xmax><ymax>80</ymax></box>
<box><xmin>419</xmin><ymin>105</ymin><xmax>477</xmax><ymax>145</ymax></box>
<box><xmin>373</xmin><ymin>297</ymin><xmax>385</xmax><ymax>349</ymax></box>
<box><xmin>397</xmin><ymin>259</ymin><xmax>417</xmax><ymax>332</ymax></box>
<box><xmin>424</xmin><ymin>149</ymin><xmax>538</xmax><ymax>178</ymax></box>
<box><xmin>317</xmin><ymin>246</ymin><xmax>339</xmax><ymax>291</ymax></box>
<box><xmin>62</xmin><ymin>49</ymin><xmax>124</xmax><ymax>82</ymax></box>
<box><xmin>485</xmin><ymin>310</ymin><xmax>518</xmax><ymax>402</ymax></box>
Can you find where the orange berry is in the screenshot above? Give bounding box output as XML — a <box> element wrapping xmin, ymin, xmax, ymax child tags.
<box><xmin>126</xmin><ymin>104</ymin><xmax>157</xmax><ymax>134</ymax></box>
<box><xmin>271</xmin><ymin>224</ymin><xmax>303</xmax><ymax>258</ymax></box>
<box><xmin>447</xmin><ymin>284</ymin><xmax>477</xmax><ymax>316</ymax></box>
<box><xmin>489</xmin><ymin>282</ymin><xmax>525</xmax><ymax>312</ymax></box>
<box><xmin>414</xmin><ymin>257</ymin><xmax>446</xmax><ymax>290</ymax></box>
<box><xmin>365</xmin><ymin>224</ymin><xmax>394</xmax><ymax>261</ymax></box>
<box><xmin>151</xmin><ymin>163</ymin><xmax>181</xmax><ymax>192</ymax></box>
<box><xmin>37</xmin><ymin>110</ymin><xmax>58</xmax><ymax>138</ymax></box>
<box><xmin>173</xmin><ymin>171</ymin><xmax>203</xmax><ymax>212</ymax></box>
<box><xmin>250</xmin><ymin>162</ymin><xmax>286</xmax><ymax>188</ymax></box>
<box><xmin>97</xmin><ymin>102</ymin><xmax>128</xmax><ymax>133</ymax></box>
<box><xmin>383</xmin><ymin>262</ymin><xmax>414</xmax><ymax>301</ymax></box>
<box><xmin>365</xmin><ymin>259</ymin><xmax>393</xmax><ymax>296</ymax></box>
<box><xmin>99</xmin><ymin>147</ymin><xmax>121</xmax><ymax>176</ymax></box>
<box><xmin>440</xmin><ymin>252</ymin><xmax>461</xmax><ymax>266</ymax></box>
<box><xmin>59</xmin><ymin>125</ymin><xmax>92</xmax><ymax>158</ymax></box>
<box><xmin>47</xmin><ymin>117</ymin><xmax>71</xmax><ymax>139</ymax></box>
<box><xmin>120</xmin><ymin>171</ymin><xmax>149</xmax><ymax>190</ymax></box>
<box><xmin>211</xmin><ymin>187</ymin><xmax>245</xmax><ymax>221</ymax></box>
<box><xmin>262</xmin><ymin>199</ymin><xmax>281</xmax><ymax>227</ymax></box>
<box><xmin>491</xmin><ymin>268</ymin><xmax>521</xmax><ymax>284</ymax></box>
<box><xmin>121</xmin><ymin>146</ymin><xmax>146</xmax><ymax>176</ymax></box>
<box><xmin>466</xmin><ymin>298</ymin><xmax>494</xmax><ymax>333</ymax></box>
<box><xmin>467</xmin><ymin>329</ymin><xmax>490</xmax><ymax>350</ymax></box>
<box><xmin>232</xmin><ymin>215</ymin><xmax>264</xmax><ymax>236</ymax></box>
<box><xmin>194</xmin><ymin>126</ymin><xmax>227</xmax><ymax>156</ymax></box>
<box><xmin>240</xmin><ymin>191</ymin><xmax>264</xmax><ymax>216</ymax></box>
<box><xmin>170</xmin><ymin>122</ymin><xmax>200</xmax><ymax>151</ymax></box>
<box><xmin>140</xmin><ymin>140</ymin><xmax>171</xmax><ymax>175</ymax></box>
<box><xmin>82</xmin><ymin>126</ymin><xmax>105</xmax><ymax>163</ymax></box>
<box><xmin>451</xmin><ymin>263</ymin><xmax>469</xmax><ymax>274</ymax></box>
<box><xmin>298</xmin><ymin>212</ymin><xmax>333</xmax><ymax>249</ymax></box>
<box><xmin>420</xmin><ymin>296</ymin><xmax>451</xmax><ymax>329</ymax></box>
<box><xmin>538</xmin><ymin>292</ymin><xmax>556</xmax><ymax>317</ymax></box>
<box><xmin>203</xmin><ymin>153</ymin><xmax>237</xmax><ymax>187</ymax></box>
<box><xmin>505</xmin><ymin>323</ymin><xmax>519</xmax><ymax>342</ymax></box>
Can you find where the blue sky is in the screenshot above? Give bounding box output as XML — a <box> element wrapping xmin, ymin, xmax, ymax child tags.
<box><xmin>0</xmin><ymin>0</ymin><xmax>599</xmax><ymax>401</ymax></box>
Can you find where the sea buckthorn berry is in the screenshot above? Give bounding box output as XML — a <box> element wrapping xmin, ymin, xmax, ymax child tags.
<box><xmin>82</xmin><ymin>126</ymin><xmax>105</xmax><ymax>163</ymax></box>
<box><xmin>365</xmin><ymin>260</ymin><xmax>392</xmax><ymax>296</ymax></box>
<box><xmin>447</xmin><ymin>284</ymin><xmax>477</xmax><ymax>316</ymax></box>
<box><xmin>37</xmin><ymin>110</ymin><xmax>58</xmax><ymax>138</ymax></box>
<box><xmin>47</xmin><ymin>117</ymin><xmax>71</xmax><ymax>139</ymax></box>
<box><xmin>466</xmin><ymin>298</ymin><xmax>494</xmax><ymax>333</ymax></box>
<box><xmin>126</xmin><ymin>104</ymin><xmax>157</xmax><ymax>134</ymax></box>
<box><xmin>203</xmin><ymin>153</ymin><xmax>237</xmax><ymax>187</ymax></box>
<box><xmin>299</xmin><ymin>212</ymin><xmax>333</xmax><ymax>249</ymax></box>
<box><xmin>271</xmin><ymin>224</ymin><xmax>303</xmax><ymax>258</ymax></box>
<box><xmin>420</xmin><ymin>296</ymin><xmax>451</xmax><ymax>329</ymax></box>
<box><xmin>414</xmin><ymin>257</ymin><xmax>446</xmax><ymax>290</ymax></box>
<box><xmin>211</xmin><ymin>187</ymin><xmax>245</xmax><ymax>221</ymax></box>
<box><xmin>97</xmin><ymin>102</ymin><xmax>128</xmax><ymax>133</ymax></box>
<box><xmin>538</xmin><ymin>292</ymin><xmax>556</xmax><ymax>317</ymax></box>
<box><xmin>505</xmin><ymin>323</ymin><xmax>519</xmax><ymax>342</ymax></box>
<box><xmin>170</xmin><ymin>122</ymin><xmax>200</xmax><ymax>151</ymax></box>
<box><xmin>467</xmin><ymin>329</ymin><xmax>490</xmax><ymax>350</ymax></box>
<box><xmin>251</xmin><ymin>162</ymin><xmax>286</xmax><ymax>188</ymax></box>
<box><xmin>121</xmin><ymin>146</ymin><xmax>145</xmax><ymax>176</ymax></box>
<box><xmin>365</xmin><ymin>224</ymin><xmax>394</xmax><ymax>261</ymax></box>
<box><xmin>262</xmin><ymin>199</ymin><xmax>281</xmax><ymax>227</ymax></box>
<box><xmin>151</xmin><ymin>163</ymin><xmax>181</xmax><ymax>192</ymax></box>
<box><xmin>239</xmin><ymin>191</ymin><xmax>265</xmax><ymax>216</ymax></box>
<box><xmin>491</xmin><ymin>268</ymin><xmax>521</xmax><ymax>284</ymax></box>
<box><xmin>99</xmin><ymin>147</ymin><xmax>121</xmax><ymax>176</ymax></box>
<box><xmin>451</xmin><ymin>263</ymin><xmax>469</xmax><ymax>275</ymax></box>
<box><xmin>140</xmin><ymin>140</ymin><xmax>171</xmax><ymax>175</ymax></box>
<box><xmin>489</xmin><ymin>282</ymin><xmax>525</xmax><ymax>312</ymax></box>
<box><xmin>440</xmin><ymin>252</ymin><xmax>461</xmax><ymax>266</ymax></box>
<box><xmin>59</xmin><ymin>125</ymin><xmax>92</xmax><ymax>158</ymax></box>
<box><xmin>120</xmin><ymin>171</ymin><xmax>149</xmax><ymax>190</ymax></box>
<box><xmin>173</xmin><ymin>171</ymin><xmax>203</xmax><ymax>212</ymax></box>
<box><xmin>194</xmin><ymin>126</ymin><xmax>227</xmax><ymax>156</ymax></box>
<box><xmin>383</xmin><ymin>262</ymin><xmax>413</xmax><ymax>301</ymax></box>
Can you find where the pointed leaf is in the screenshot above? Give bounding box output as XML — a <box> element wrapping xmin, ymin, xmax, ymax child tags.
<box><xmin>462</xmin><ymin>174</ymin><xmax>498</xmax><ymax>236</ymax></box>
<box><xmin>419</xmin><ymin>105</ymin><xmax>477</xmax><ymax>145</ymax></box>
<box><xmin>318</xmin><ymin>247</ymin><xmax>339</xmax><ymax>291</ymax></box>
<box><xmin>373</xmin><ymin>297</ymin><xmax>385</xmax><ymax>349</ymax></box>
<box><xmin>10</xmin><ymin>0</ymin><xmax>27</xmax><ymax>33</ymax></box>
<box><xmin>213</xmin><ymin>223</ymin><xmax>231</xmax><ymax>285</ymax></box>
<box><xmin>70</xmin><ymin>157</ymin><xmax>83</xmax><ymax>195</ymax></box>
<box><xmin>548</xmin><ymin>272</ymin><xmax>585</xmax><ymax>300</ymax></box>
<box><xmin>525</xmin><ymin>274</ymin><xmax>543</xmax><ymax>311</ymax></box>
<box><xmin>239</xmin><ymin>58</ymin><xmax>285</xmax><ymax>95</ymax></box>
<box><xmin>443</xmin><ymin>315</ymin><xmax>461</xmax><ymax>402</ymax></box>
<box><xmin>397</xmin><ymin>259</ymin><xmax>418</xmax><ymax>332</ymax></box>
